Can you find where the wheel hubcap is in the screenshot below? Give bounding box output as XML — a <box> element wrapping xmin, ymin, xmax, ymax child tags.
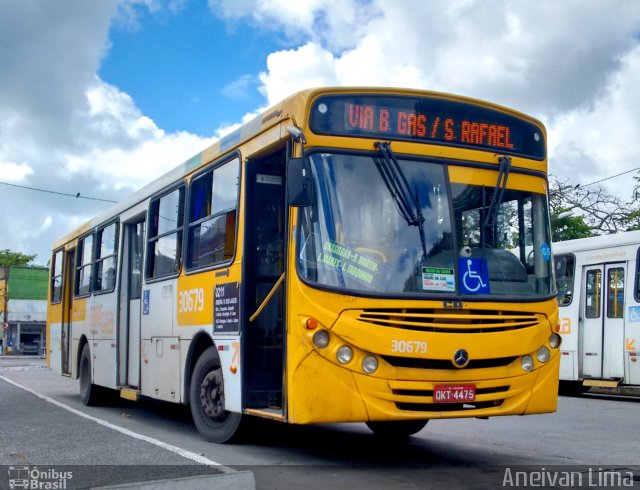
<box><xmin>200</xmin><ymin>370</ymin><xmax>224</xmax><ymax>418</ymax></box>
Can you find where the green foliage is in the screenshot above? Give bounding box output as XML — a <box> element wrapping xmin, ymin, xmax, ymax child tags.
<box><xmin>0</xmin><ymin>249</ymin><xmax>37</xmax><ymax>267</ymax></box>
<box><xmin>551</xmin><ymin>211</ymin><xmax>593</xmax><ymax>242</ymax></box>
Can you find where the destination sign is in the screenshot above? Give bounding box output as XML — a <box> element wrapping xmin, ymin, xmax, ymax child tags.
<box><xmin>309</xmin><ymin>94</ymin><xmax>545</xmax><ymax>159</ymax></box>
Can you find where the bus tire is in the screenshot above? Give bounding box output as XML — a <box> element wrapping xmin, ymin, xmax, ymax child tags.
<box><xmin>79</xmin><ymin>344</ymin><xmax>101</xmax><ymax>406</ymax></box>
<box><xmin>366</xmin><ymin>420</ymin><xmax>428</xmax><ymax>438</ymax></box>
<box><xmin>190</xmin><ymin>347</ymin><xmax>243</xmax><ymax>443</ymax></box>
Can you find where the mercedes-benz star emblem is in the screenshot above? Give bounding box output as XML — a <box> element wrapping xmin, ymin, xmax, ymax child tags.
<box><xmin>453</xmin><ymin>349</ymin><xmax>469</xmax><ymax>368</ymax></box>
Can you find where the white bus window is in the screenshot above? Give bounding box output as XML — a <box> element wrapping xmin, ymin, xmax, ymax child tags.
<box><xmin>607</xmin><ymin>268</ymin><xmax>624</xmax><ymax>319</ymax></box>
<box><xmin>95</xmin><ymin>222</ymin><xmax>118</xmax><ymax>292</ymax></box>
<box><xmin>147</xmin><ymin>186</ymin><xmax>184</xmax><ymax>279</ymax></box>
<box><xmin>585</xmin><ymin>269</ymin><xmax>601</xmax><ymax>319</ymax></box>
<box><xmin>187</xmin><ymin>159</ymin><xmax>239</xmax><ymax>270</ymax></box>
<box><xmin>636</xmin><ymin>247</ymin><xmax>640</xmax><ymax>302</ymax></box>
<box><xmin>554</xmin><ymin>254</ymin><xmax>575</xmax><ymax>306</ymax></box>
<box><xmin>75</xmin><ymin>234</ymin><xmax>94</xmax><ymax>296</ymax></box>
<box><xmin>51</xmin><ymin>249</ymin><xmax>63</xmax><ymax>303</ymax></box>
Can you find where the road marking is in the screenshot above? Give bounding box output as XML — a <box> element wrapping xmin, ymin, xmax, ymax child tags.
<box><xmin>0</xmin><ymin>374</ymin><xmax>227</xmax><ymax>470</ymax></box>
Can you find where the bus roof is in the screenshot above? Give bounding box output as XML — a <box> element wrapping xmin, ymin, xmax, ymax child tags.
<box><xmin>51</xmin><ymin>86</ymin><xmax>546</xmax><ymax>251</ymax></box>
<box><xmin>553</xmin><ymin>230</ymin><xmax>640</xmax><ymax>255</ymax></box>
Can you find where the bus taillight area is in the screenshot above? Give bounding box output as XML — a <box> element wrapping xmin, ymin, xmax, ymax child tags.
<box><xmin>288</xmin><ymin>304</ymin><xmax>560</xmax><ymax>424</ymax></box>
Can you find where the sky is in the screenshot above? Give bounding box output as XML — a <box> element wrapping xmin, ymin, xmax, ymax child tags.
<box><xmin>1</xmin><ymin>0</ymin><xmax>640</xmax><ymax>265</ymax></box>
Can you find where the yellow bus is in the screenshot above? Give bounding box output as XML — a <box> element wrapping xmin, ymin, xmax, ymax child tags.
<box><xmin>46</xmin><ymin>87</ymin><xmax>560</xmax><ymax>442</ymax></box>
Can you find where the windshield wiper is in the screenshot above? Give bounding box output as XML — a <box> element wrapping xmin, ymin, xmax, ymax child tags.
<box><xmin>374</xmin><ymin>141</ymin><xmax>427</xmax><ymax>258</ymax></box>
<box><xmin>482</xmin><ymin>155</ymin><xmax>512</xmax><ymax>240</ymax></box>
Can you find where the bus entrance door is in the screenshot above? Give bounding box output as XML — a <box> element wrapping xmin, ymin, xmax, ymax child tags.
<box><xmin>581</xmin><ymin>263</ymin><xmax>625</xmax><ymax>381</ymax></box>
<box><xmin>61</xmin><ymin>249</ymin><xmax>74</xmax><ymax>376</ymax></box>
<box><xmin>244</xmin><ymin>151</ymin><xmax>286</xmax><ymax>412</ymax></box>
<box><xmin>118</xmin><ymin>218</ymin><xmax>144</xmax><ymax>388</ymax></box>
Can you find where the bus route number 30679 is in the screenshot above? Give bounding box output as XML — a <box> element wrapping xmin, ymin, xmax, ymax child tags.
<box><xmin>391</xmin><ymin>340</ymin><xmax>427</xmax><ymax>354</ymax></box>
<box><xmin>178</xmin><ymin>288</ymin><xmax>205</xmax><ymax>313</ymax></box>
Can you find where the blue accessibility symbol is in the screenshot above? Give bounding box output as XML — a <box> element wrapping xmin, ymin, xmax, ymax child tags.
<box><xmin>459</xmin><ymin>258</ymin><xmax>490</xmax><ymax>295</ymax></box>
<box><xmin>541</xmin><ymin>243</ymin><xmax>551</xmax><ymax>261</ymax></box>
<box><xmin>143</xmin><ymin>290</ymin><xmax>150</xmax><ymax>315</ymax></box>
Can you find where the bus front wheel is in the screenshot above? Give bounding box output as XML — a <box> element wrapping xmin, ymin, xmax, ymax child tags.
<box><xmin>190</xmin><ymin>347</ymin><xmax>243</xmax><ymax>443</ymax></box>
<box><xmin>366</xmin><ymin>420</ymin><xmax>428</xmax><ymax>438</ymax></box>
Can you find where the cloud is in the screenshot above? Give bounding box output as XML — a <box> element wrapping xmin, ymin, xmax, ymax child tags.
<box><xmin>0</xmin><ymin>162</ymin><xmax>33</xmax><ymax>182</ymax></box>
<box><xmin>548</xmin><ymin>44</ymin><xmax>640</xmax><ymax>199</ymax></box>
<box><xmin>221</xmin><ymin>0</ymin><xmax>640</xmax><ymax>201</ymax></box>
<box><xmin>2</xmin><ymin>0</ymin><xmax>640</xmax><ymax>265</ymax></box>
<box><xmin>0</xmin><ymin>1</ymin><xmax>213</xmax><ymax>264</ymax></box>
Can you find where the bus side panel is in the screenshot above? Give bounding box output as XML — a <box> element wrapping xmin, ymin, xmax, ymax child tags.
<box><xmin>47</xmin><ymin>301</ymin><xmax>63</xmax><ymax>373</ymax></box>
<box><xmin>558</xmin><ymin>255</ymin><xmax>581</xmax><ymax>382</ymax></box>
<box><xmin>92</xmin><ymin>292</ymin><xmax>118</xmax><ymax>389</ymax></box>
<box><xmin>48</xmin><ymin>322</ymin><xmax>62</xmax><ymax>373</ymax></box>
<box><xmin>626</xmin><ymin>256</ymin><xmax>640</xmax><ymax>385</ymax></box>
<box><xmin>71</xmin><ymin>298</ymin><xmax>89</xmax><ymax>379</ymax></box>
<box><xmin>212</xmin><ymin>334</ymin><xmax>242</xmax><ymax>413</ymax></box>
<box><xmin>559</xmin><ymin>300</ymin><xmax>580</xmax><ymax>381</ymax></box>
<box><xmin>140</xmin><ymin>279</ymin><xmax>178</xmax><ymax>401</ymax></box>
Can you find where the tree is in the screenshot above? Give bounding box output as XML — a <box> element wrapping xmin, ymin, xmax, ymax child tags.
<box><xmin>548</xmin><ymin>174</ymin><xmax>640</xmax><ymax>241</ymax></box>
<box><xmin>0</xmin><ymin>249</ymin><xmax>37</xmax><ymax>267</ymax></box>
<box><xmin>550</xmin><ymin>209</ymin><xmax>592</xmax><ymax>242</ymax></box>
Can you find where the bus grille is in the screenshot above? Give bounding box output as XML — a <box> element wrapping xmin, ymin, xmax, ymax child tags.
<box><xmin>381</xmin><ymin>355</ymin><xmax>517</xmax><ymax>370</ymax></box>
<box><xmin>357</xmin><ymin>308</ymin><xmax>540</xmax><ymax>333</ymax></box>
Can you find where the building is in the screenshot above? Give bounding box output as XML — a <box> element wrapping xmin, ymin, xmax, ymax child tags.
<box><xmin>1</xmin><ymin>266</ymin><xmax>48</xmax><ymax>355</ymax></box>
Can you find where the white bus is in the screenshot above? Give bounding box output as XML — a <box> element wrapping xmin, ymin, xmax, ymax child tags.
<box><xmin>554</xmin><ymin>230</ymin><xmax>640</xmax><ymax>394</ymax></box>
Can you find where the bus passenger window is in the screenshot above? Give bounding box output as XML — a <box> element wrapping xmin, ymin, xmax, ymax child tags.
<box><xmin>636</xmin><ymin>247</ymin><xmax>640</xmax><ymax>302</ymax></box>
<box><xmin>75</xmin><ymin>233</ymin><xmax>94</xmax><ymax>296</ymax></box>
<box><xmin>607</xmin><ymin>268</ymin><xmax>624</xmax><ymax>319</ymax></box>
<box><xmin>585</xmin><ymin>270</ymin><xmax>601</xmax><ymax>318</ymax></box>
<box><xmin>146</xmin><ymin>186</ymin><xmax>185</xmax><ymax>279</ymax></box>
<box><xmin>95</xmin><ymin>222</ymin><xmax>118</xmax><ymax>292</ymax></box>
<box><xmin>186</xmin><ymin>158</ymin><xmax>239</xmax><ymax>270</ymax></box>
<box><xmin>554</xmin><ymin>255</ymin><xmax>575</xmax><ymax>306</ymax></box>
<box><xmin>51</xmin><ymin>249</ymin><xmax>63</xmax><ymax>303</ymax></box>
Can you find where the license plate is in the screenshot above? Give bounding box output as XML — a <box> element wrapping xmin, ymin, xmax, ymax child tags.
<box><xmin>433</xmin><ymin>384</ymin><xmax>476</xmax><ymax>403</ymax></box>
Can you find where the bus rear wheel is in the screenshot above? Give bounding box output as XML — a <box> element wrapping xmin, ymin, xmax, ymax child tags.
<box><xmin>190</xmin><ymin>347</ymin><xmax>243</xmax><ymax>443</ymax></box>
<box><xmin>79</xmin><ymin>344</ymin><xmax>101</xmax><ymax>406</ymax></box>
<box><xmin>366</xmin><ymin>420</ymin><xmax>428</xmax><ymax>438</ymax></box>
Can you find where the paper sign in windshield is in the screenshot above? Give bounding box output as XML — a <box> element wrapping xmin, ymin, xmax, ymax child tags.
<box><xmin>422</xmin><ymin>267</ymin><xmax>455</xmax><ymax>292</ymax></box>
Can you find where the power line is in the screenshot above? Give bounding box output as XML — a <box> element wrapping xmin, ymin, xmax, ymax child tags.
<box><xmin>578</xmin><ymin>167</ymin><xmax>640</xmax><ymax>188</ymax></box>
<box><xmin>0</xmin><ymin>181</ymin><xmax>117</xmax><ymax>203</ymax></box>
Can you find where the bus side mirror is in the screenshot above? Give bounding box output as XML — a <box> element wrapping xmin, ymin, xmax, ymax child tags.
<box><xmin>287</xmin><ymin>157</ymin><xmax>311</xmax><ymax>207</ymax></box>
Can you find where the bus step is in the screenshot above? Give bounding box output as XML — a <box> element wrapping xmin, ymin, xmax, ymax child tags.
<box><xmin>244</xmin><ymin>408</ymin><xmax>285</xmax><ymax>421</ymax></box>
<box><xmin>582</xmin><ymin>379</ymin><xmax>621</xmax><ymax>388</ymax></box>
<box><xmin>120</xmin><ymin>388</ymin><xmax>140</xmax><ymax>401</ymax></box>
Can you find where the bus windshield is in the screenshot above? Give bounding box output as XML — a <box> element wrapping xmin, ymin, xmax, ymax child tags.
<box><xmin>297</xmin><ymin>152</ymin><xmax>555</xmax><ymax>298</ymax></box>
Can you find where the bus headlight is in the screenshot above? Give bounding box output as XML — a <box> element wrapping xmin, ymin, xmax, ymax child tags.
<box><xmin>521</xmin><ymin>355</ymin><xmax>534</xmax><ymax>372</ymax></box>
<box><xmin>313</xmin><ymin>330</ymin><xmax>330</xmax><ymax>348</ymax></box>
<box><xmin>337</xmin><ymin>345</ymin><xmax>353</xmax><ymax>364</ymax></box>
<box><xmin>537</xmin><ymin>346</ymin><xmax>550</xmax><ymax>363</ymax></box>
<box><xmin>362</xmin><ymin>355</ymin><xmax>378</xmax><ymax>374</ymax></box>
<box><xmin>549</xmin><ymin>333</ymin><xmax>561</xmax><ymax>349</ymax></box>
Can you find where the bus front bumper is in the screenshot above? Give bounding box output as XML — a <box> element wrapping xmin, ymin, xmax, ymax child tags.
<box><xmin>289</xmin><ymin>351</ymin><xmax>559</xmax><ymax>424</ymax></box>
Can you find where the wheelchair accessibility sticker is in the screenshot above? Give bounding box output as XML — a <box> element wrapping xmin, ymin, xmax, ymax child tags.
<box><xmin>629</xmin><ymin>306</ymin><xmax>640</xmax><ymax>323</ymax></box>
<box><xmin>459</xmin><ymin>258</ymin><xmax>490</xmax><ymax>294</ymax></box>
